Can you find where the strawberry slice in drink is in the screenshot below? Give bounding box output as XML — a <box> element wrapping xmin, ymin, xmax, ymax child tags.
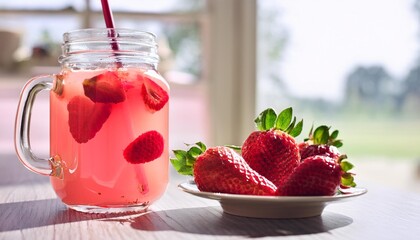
<box><xmin>123</xmin><ymin>130</ymin><xmax>164</xmax><ymax>164</ymax></box>
<box><xmin>141</xmin><ymin>75</ymin><xmax>169</xmax><ymax>112</ymax></box>
<box><xmin>67</xmin><ymin>96</ymin><xmax>112</xmax><ymax>143</ymax></box>
<box><xmin>83</xmin><ymin>71</ymin><xmax>126</xmax><ymax>103</ymax></box>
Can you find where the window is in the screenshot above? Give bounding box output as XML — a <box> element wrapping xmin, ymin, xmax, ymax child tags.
<box><xmin>257</xmin><ymin>0</ymin><xmax>420</xmax><ymax>191</ymax></box>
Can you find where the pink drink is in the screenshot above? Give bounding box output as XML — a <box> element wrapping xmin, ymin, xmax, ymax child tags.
<box><xmin>50</xmin><ymin>68</ymin><xmax>169</xmax><ymax>209</ymax></box>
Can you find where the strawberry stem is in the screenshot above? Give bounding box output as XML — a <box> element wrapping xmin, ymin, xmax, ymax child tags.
<box><xmin>225</xmin><ymin>145</ymin><xmax>242</xmax><ymax>152</ymax></box>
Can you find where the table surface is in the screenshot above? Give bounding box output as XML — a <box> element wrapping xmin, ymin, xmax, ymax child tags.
<box><xmin>1</xmin><ymin>153</ymin><xmax>420</xmax><ymax>240</ymax></box>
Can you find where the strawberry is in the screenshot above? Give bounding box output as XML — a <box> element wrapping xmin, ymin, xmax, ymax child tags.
<box><xmin>277</xmin><ymin>154</ymin><xmax>356</xmax><ymax>196</ymax></box>
<box><xmin>241</xmin><ymin>107</ymin><xmax>303</xmax><ymax>187</ymax></box>
<box><xmin>299</xmin><ymin>125</ymin><xmax>344</xmax><ymax>161</ymax></box>
<box><xmin>170</xmin><ymin>143</ymin><xmax>277</xmax><ymax>196</ymax></box>
<box><xmin>123</xmin><ymin>130</ymin><xmax>164</xmax><ymax>164</ymax></box>
<box><xmin>299</xmin><ymin>143</ymin><xmax>341</xmax><ymax>161</ymax></box>
<box><xmin>277</xmin><ymin>155</ymin><xmax>342</xmax><ymax>196</ymax></box>
<box><xmin>141</xmin><ymin>76</ymin><xmax>169</xmax><ymax>112</ymax></box>
<box><xmin>83</xmin><ymin>71</ymin><xmax>126</xmax><ymax>103</ymax></box>
<box><xmin>67</xmin><ymin>96</ymin><xmax>112</xmax><ymax>144</ymax></box>
<box><xmin>300</xmin><ymin>125</ymin><xmax>357</xmax><ymax>189</ymax></box>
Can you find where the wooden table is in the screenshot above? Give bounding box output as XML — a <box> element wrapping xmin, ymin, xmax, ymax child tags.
<box><xmin>1</xmin><ymin>153</ymin><xmax>420</xmax><ymax>240</ymax></box>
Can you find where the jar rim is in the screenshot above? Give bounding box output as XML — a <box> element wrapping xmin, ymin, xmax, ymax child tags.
<box><xmin>59</xmin><ymin>28</ymin><xmax>159</xmax><ymax>67</ymax></box>
<box><xmin>63</xmin><ymin>28</ymin><xmax>157</xmax><ymax>43</ymax></box>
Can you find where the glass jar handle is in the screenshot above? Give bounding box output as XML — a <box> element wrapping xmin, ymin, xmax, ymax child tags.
<box><xmin>14</xmin><ymin>75</ymin><xmax>62</xmax><ymax>177</ymax></box>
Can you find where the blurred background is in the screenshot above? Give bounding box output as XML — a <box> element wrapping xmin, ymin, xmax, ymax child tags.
<box><xmin>0</xmin><ymin>0</ymin><xmax>419</xmax><ymax>192</ymax></box>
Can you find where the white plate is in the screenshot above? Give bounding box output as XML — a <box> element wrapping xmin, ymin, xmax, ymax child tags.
<box><xmin>178</xmin><ymin>181</ymin><xmax>367</xmax><ymax>219</ymax></box>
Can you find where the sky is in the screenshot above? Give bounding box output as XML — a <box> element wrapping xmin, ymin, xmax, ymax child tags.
<box><xmin>275</xmin><ymin>0</ymin><xmax>419</xmax><ymax>101</ymax></box>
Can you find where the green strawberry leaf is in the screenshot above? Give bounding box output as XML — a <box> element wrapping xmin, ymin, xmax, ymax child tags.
<box><xmin>276</xmin><ymin>107</ymin><xmax>293</xmax><ymax>131</ymax></box>
<box><xmin>304</xmin><ymin>124</ymin><xmax>344</xmax><ymax>148</ymax></box>
<box><xmin>171</xmin><ymin>142</ymin><xmax>207</xmax><ymax>176</ymax></box>
<box><xmin>340</xmin><ymin>160</ymin><xmax>354</xmax><ymax>172</ymax></box>
<box><xmin>331</xmin><ymin>130</ymin><xmax>339</xmax><ymax>140</ymax></box>
<box><xmin>340</xmin><ymin>161</ymin><xmax>356</xmax><ymax>187</ymax></box>
<box><xmin>188</xmin><ymin>146</ymin><xmax>203</xmax><ymax>158</ymax></box>
<box><xmin>195</xmin><ymin>141</ymin><xmax>207</xmax><ymax>152</ymax></box>
<box><xmin>289</xmin><ymin>119</ymin><xmax>303</xmax><ymax>137</ymax></box>
<box><xmin>177</xmin><ymin>165</ymin><xmax>193</xmax><ymax>176</ymax></box>
<box><xmin>255</xmin><ymin>108</ymin><xmax>277</xmax><ymax>131</ymax></box>
<box><xmin>285</xmin><ymin>117</ymin><xmax>296</xmax><ymax>133</ymax></box>
<box><xmin>313</xmin><ymin>125</ymin><xmax>330</xmax><ymax>144</ymax></box>
<box><xmin>254</xmin><ymin>107</ymin><xmax>303</xmax><ymax>137</ymax></box>
<box><xmin>341</xmin><ymin>173</ymin><xmax>355</xmax><ymax>187</ymax></box>
<box><xmin>341</xmin><ymin>172</ymin><xmax>353</xmax><ymax>180</ymax></box>
<box><xmin>170</xmin><ymin>150</ymin><xmax>193</xmax><ymax>176</ymax></box>
<box><xmin>186</xmin><ymin>154</ymin><xmax>195</xmax><ymax>167</ymax></box>
<box><xmin>187</xmin><ymin>146</ymin><xmax>203</xmax><ymax>167</ymax></box>
<box><xmin>173</xmin><ymin>149</ymin><xmax>187</xmax><ymax>161</ymax></box>
<box><xmin>332</xmin><ymin>140</ymin><xmax>343</xmax><ymax>148</ymax></box>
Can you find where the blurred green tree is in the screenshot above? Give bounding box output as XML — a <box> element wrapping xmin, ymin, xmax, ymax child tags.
<box><xmin>344</xmin><ymin>66</ymin><xmax>399</xmax><ymax>115</ymax></box>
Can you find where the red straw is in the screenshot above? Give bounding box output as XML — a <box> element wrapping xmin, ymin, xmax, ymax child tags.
<box><xmin>100</xmin><ymin>0</ymin><xmax>122</xmax><ymax>67</ymax></box>
<box><xmin>101</xmin><ymin>0</ymin><xmax>116</xmax><ymax>29</ymax></box>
